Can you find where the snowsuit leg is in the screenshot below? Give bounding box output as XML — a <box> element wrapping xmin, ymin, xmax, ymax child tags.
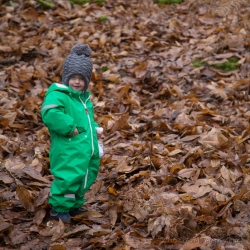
<box><xmin>49</xmin><ymin>153</ymin><xmax>100</xmax><ymax>212</ymax></box>
<box><xmin>49</xmin><ymin>176</ymin><xmax>87</xmax><ymax>213</ymax></box>
<box><xmin>85</xmin><ymin>156</ymin><xmax>100</xmax><ymax>192</ymax></box>
<box><xmin>49</xmin><ymin>151</ymin><xmax>90</xmax><ymax>213</ymax></box>
<box><xmin>71</xmin><ymin>155</ymin><xmax>100</xmax><ymax>209</ymax></box>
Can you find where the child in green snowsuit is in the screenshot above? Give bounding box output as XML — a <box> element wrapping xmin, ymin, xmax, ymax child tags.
<box><xmin>41</xmin><ymin>44</ymin><xmax>101</xmax><ymax>223</ymax></box>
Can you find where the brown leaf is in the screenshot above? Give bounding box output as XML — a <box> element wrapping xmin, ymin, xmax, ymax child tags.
<box><xmin>134</xmin><ymin>61</ymin><xmax>148</xmax><ymax>78</ymax></box>
<box><xmin>39</xmin><ymin>219</ymin><xmax>65</xmax><ymax>242</ymax></box>
<box><xmin>3</xmin><ymin>112</ymin><xmax>16</xmax><ymax>126</ymax></box>
<box><xmin>51</xmin><ymin>219</ymin><xmax>65</xmax><ymax>242</ymax></box>
<box><xmin>123</xmin><ymin>232</ymin><xmax>151</xmax><ymax>248</ymax></box>
<box><xmin>199</xmin><ymin>127</ymin><xmax>228</xmax><ymax>148</ymax></box>
<box><xmin>16</xmin><ymin>186</ymin><xmax>35</xmax><ymax>212</ymax></box>
<box><xmin>35</xmin><ymin>187</ymin><xmax>50</xmax><ymax>207</ymax></box>
<box><xmin>110</xmin><ymin>113</ymin><xmax>131</xmax><ymax>133</ymax></box>
<box><xmin>11</xmin><ymin>231</ymin><xmax>28</xmax><ymax>245</ymax></box>
<box><xmin>180</xmin><ymin>235</ymin><xmax>213</xmax><ymax>250</ymax></box>
<box><xmin>0</xmin><ymin>221</ymin><xmax>12</xmax><ymax>233</ymax></box>
<box><xmin>64</xmin><ymin>224</ymin><xmax>90</xmax><ymax>237</ymax></box>
<box><xmin>50</xmin><ymin>246</ymin><xmax>67</xmax><ymax>250</ymax></box>
<box><xmin>33</xmin><ymin>209</ymin><xmax>46</xmax><ymax>225</ymax></box>
<box><xmin>178</xmin><ymin>168</ymin><xmax>197</xmax><ymax>179</ymax></box>
<box><xmin>0</xmin><ymin>172</ymin><xmax>14</xmax><ymax>184</ymax></box>
<box><xmin>116</xmin><ymin>158</ymin><xmax>133</xmax><ymax>173</ymax></box>
<box><xmin>170</xmin><ymin>163</ymin><xmax>184</xmax><ymax>175</ymax></box>
<box><xmin>148</xmin><ymin>215</ymin><xmax>167</xmax><ymax>238</ymax></box>
<box><xmin>0</xmin><ymin>45</ymin><xmax>13</xmax><ymax>52</ymax></box>
<box><xmin>109</xmin><ymin>205</ymin><xmax>118</xmax><ymax>226</ymax></box>
<box><xmin>22</xmin><ymin>168</ymin><xmax>51</xmax><ymax>184</ymax></box>
<box><xmin>108</xmin><ymin>187</ymin><xmax>119</xmax><ymax>196</ymax></box>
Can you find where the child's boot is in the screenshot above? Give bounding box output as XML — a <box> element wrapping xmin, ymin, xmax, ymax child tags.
<box><xmin>50</xmin><ymin>209</ymin><xmax>71</xmax><ymax>223</ymax></box>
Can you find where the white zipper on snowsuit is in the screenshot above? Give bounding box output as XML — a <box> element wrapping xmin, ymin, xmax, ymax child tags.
<box><xmin>84</xmin><ymin>169</ymin><xmax>89</xmax><ymax>189</ymax></box>
<box><xmin>79</xmin><ymin>95</ymin><xmax>94</xmax><ymax>189</ymax></box>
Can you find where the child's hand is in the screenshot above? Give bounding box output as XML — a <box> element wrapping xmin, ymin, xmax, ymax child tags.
<box><xmin>96</xmin><ymin>127</ymin><xmax>103</xmax><ymax>140</ymax></box>
<box><xmin>71</xmin><ymin>128</ymin><xmax>79</xmax><ymax>136</ymax></box>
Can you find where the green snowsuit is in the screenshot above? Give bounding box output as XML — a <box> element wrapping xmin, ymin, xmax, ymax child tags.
<box><xmin>41</xmin><ymin>83</ymin><xmax>100</xmax><ymax>213</ymax></box>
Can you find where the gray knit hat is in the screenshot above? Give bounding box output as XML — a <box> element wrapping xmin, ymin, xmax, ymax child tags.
<box><xmin>62</xmin><ymin>44</ymin><xmax>93</xmax><ymax>91</ymax></box>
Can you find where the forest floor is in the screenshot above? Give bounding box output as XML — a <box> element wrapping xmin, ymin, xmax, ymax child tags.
<box><xmin>1</xmin><ymin>0</ymin><xmax>250</xmax><ymax>249</ymax></box>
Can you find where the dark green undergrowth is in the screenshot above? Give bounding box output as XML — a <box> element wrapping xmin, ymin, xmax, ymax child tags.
<box><xmin>155</xmin><ymin>0</ymin><xmax>183</xmax><ymax>4</ymax></box>
<box><xmin>213</xmin><ymin>58</ymin><xmax>239</xmax><ymax>72</ymax></box>
<box><xmin>69</xmin><ymin>0</ymin><xmax>105</xmax><ymax>5</ymax></box>
<box><xmin>192</xmin><ymin>58</ymin><xmax>240</xmax><ymax>72</ymax></box>
<box><xmin>34</xmin><ymin>0</ymin><xmax>105</xmax><ymax>8</ymax></box>
<box><xmin>99</xmin><ymin>15</ymin><xmax>108</xmax><ymax>23</ymax></box>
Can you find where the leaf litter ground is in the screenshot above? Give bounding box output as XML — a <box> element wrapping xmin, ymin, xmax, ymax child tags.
<box><xmin>0</xmin><ymin>0</ymin><xmax>250</xmax><ymax>249</ymax></box>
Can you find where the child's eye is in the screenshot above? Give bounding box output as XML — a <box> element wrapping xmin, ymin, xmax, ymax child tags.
<box><xmin>71</xmin><ymin>75</ymin><xmax>84</xmax><ymax>80</ymax></box>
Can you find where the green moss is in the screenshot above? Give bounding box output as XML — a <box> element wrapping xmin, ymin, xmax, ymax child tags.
<box><xmin>101</xmin><ymin>66</ymin><xmax>109</xmax><ymax>72</ymax></box>
<box><xmin>192</xmin><ymin>59</ymin><xmax>203</xmax><ymax>68</ymax></box>
<box><xmin>155</xmin><ymin>0</ymin><xmax>183</xmax><ymax>4</ymax></box>
<box><xmin>99</xmin><ymin>15</ymin><xmax>107</xmax><ymax>23</ymax></box>
<box><xmin>70</xmin><ymin>0</ymin><xmax>105</xmax><ymax>5</ymax></box>
<box><xmin>212</xmin><ymin>58</ymin><xmax>239</xmax><ymax>72</ymax></box>
<box><xmin>192</xmin><ymin>58</ymin><xmax>239</xmax><ymax>72</ymax></box>
<box><xmin>70</xmin><ymin>0</ymin><xmax>90</xmax><ymax>5</ymax></box>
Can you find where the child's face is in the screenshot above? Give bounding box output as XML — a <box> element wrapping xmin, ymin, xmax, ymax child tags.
<box><xmin>69</xmin><ymin>75</ymin><xmax>85</xmax><ymax>91</ymax></box>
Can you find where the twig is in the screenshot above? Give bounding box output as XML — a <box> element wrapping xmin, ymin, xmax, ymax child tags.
<box><xmin>0</xmin><ymin>59</ymin><xmax>17</xmax><ymax>65</ymax></box>
<box><xmin>188</xmin><ymin>223</ymin><xmax>217</xmax><ymax>242</ymax></box>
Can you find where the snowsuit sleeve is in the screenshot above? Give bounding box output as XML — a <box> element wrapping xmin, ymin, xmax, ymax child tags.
<box><xmin>41</xmin><ymin>91</ymin><xmax>76</xmax><ymax>136</ymax></box>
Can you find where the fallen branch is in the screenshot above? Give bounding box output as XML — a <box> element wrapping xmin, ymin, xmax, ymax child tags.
<box><xmin>0</xmin><ymin>58</ymin><xmax>17</xmax><ymax>65</ymax></box>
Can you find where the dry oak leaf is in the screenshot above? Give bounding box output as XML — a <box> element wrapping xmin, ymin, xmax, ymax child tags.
<box><xmin>0</xmin><ymin>171</ymin><xmax>14</xmax><ymax>184</ymax></box>
<box><xmin>87</xmin><ymin>224</ymin><xmax>111</xmax><ymax>236</ymax></box>
<box><xmin>33</xmin><ymin>209</ymin><xmax>46</xmax><ymax>226</ymax></box>
<box><xmin>178</xmin><ymin>168</ymin><xmax>198</xmax><ymax>179</ymax></box>
<box><xmin>148</xmin><ymin>214</ymin><xmax>175</xmax><ymax>238</ymax></box>
<box><xmin>39</xmin><ymin>219</ymin><xmax>65</xmax><ymax>242</ymax></box>
<box><xmin>181</xmin><ymin>183</ymin><xmax>212</xmax><ymax>199</ymax></box>
<box><xmin>123</xmin><ymin>232</ymin><xmax>152</xmax><ymax>249</ymax></box>
<box><xmin>0</xmin><ymin>45</ymin><xmax>13</xmax><ymax>52</ymax></box>
<box><xmin>109</xmin><ymin>205</ymin><xmax>118</xmax><ymax>226</ymax></box>
<box><xmin>180</xmin><ymin>193</ymin><xmax>196</xmax><ymax>201</ymax></box>
<box><xmin>161</xmin><ymin>193</ymin><xmax>180</xmax><ymax>204</ymax></box>
<box><xmin>116</xmin><ymin>158</ymin><xmax>133</xmax><ymax>173</ymax></box>
<box><xmin>0</xmin><ymin>221</ymin><xmax>12</xmax><ymax>233</ymax></box>
<box><xmin>64</xmin><ymin>224</ymin><xmax>90</xmax><ymax>238</ymax></box>
<box><xmin>110</xmin><ymin>113</ymin><xmax>131</xmax><ymax>133</ymax></box>
<box><xmin>50</xmin><ymin>246</ymin><xmax>67</xmax><ymax>250</ymax></box>
<box><xmin>180</xmin><ymin>235</ymin><xmax>213</xmax><ymax>250</ymax></box>
<box><xmin>134</xmin><ymin>61</ymin><xmax>148</xmax><ymax>79</ymax></box>
<box><xmin>108</xmin><ymin>187</ymin><xmax>119</xmax><ymax>196</ymax></box>
<box><xmin>129</xmin><ymin>206</ymin><xmax>149</xmax><ymax>222</ymax></box>
<box><xmin>208</xmin><ymin>85</ymin><xmax>228</xmax><ymax>99</ymax></box>
<box><xmin>10</xmin><ymin>229</ymin><xmax>28</xmax><ymax>245</ymax></box>
<box><xmin>22</xmin><ymin>167</ymin><xmax>51</xmax><ymax>184</ymax></box>
<box><xmin>198</xmin><ymin>127</ymin><xmax>228</xmax><ymax>148</ymax></box>
<box><xmin>170</xmin><ymin>163</ymin><xmax>184</xmax><ymax>175</ymax></box>
<box><xmin>16</xmin><ymin>186</ymin><xmax>35</xmax><ymax>212</ymax></box>
<box><xmin>35</xmin><ymin>187</ymin><xmax>50</xmax><ymax>207</ymax></box>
